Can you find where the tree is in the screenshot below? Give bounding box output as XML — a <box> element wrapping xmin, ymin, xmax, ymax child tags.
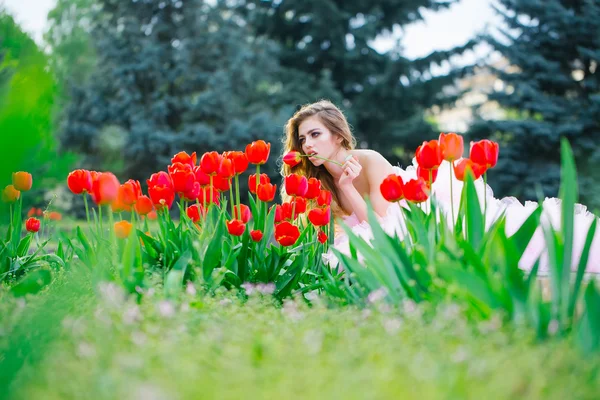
<box><xmin>0</xmin><ymin>10</ymin><xmax>75</xmax><ymax>214</ymax></box>
<box><xmin>233</xmin><ymin>0</ymin><xmax>477</xmax><ymax>165</ymax></box>
<box><xmin>61</xmin><ymin>0</ymin><xmax>339</xmax><ymax>185</ymax></box>
<box><xmin>469</xmin><ymin>0</ymin><xmax>600</xmax><ymax>208</ymax></box>
<box><xmin>44</xmin><ymin>0</ymin><xmax>97</xmax><ymax>89</ymax></box>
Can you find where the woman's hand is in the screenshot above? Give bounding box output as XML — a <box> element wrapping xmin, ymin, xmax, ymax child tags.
<box><xmin>338</xmin><ymin>155</ymin><xmax>362</xmax><ymax>189</ymax></box>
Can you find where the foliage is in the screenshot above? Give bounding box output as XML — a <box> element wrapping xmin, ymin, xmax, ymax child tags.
<box><xmin>234</xmin><ymin>0</ymin><xmax>478</xmax><ymax>165</ymax></box>
<box><xmin>0</xmin><ymin>11</ymin><xmax>76</xmax><ymax>213</ymax></box>
<box><xmin>469</xmin><ymin>0</ymin><xmax>600</xmax><ymax>209</ymax></box>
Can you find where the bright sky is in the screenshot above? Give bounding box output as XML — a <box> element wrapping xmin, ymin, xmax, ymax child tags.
<box><xmin>1</xmin><ymin>0</ymin><xmax>499</xmax><ymax>61</ymax></box>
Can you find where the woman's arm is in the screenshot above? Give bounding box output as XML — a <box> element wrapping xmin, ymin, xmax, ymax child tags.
<box><xmin>339</xmin><ymin>184</ymin><xmax>369</xmax><ymax>222</ymax></box>
<box><xmin>338</xmin><ymin>151</ymin><xmax>395</xmax><ymax>222</ymax></box>
<box><xmin>366</xmin><ymin>152</ymin><xmax>396</xmax><ymax>217</ymax></box>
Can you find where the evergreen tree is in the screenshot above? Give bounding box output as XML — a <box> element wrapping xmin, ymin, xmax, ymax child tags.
<box><xmin>61</xmin><ymin>0</ymin><xmax>339</xmax><ymax>184</ymax></box>
<box><xmin>234</xmin><ymin>0</ymin><xmax>477</xmax><ymax>165</ymax></box>
<box><xmin>470</xmin><ymin>0</ymin><xmax>600</xmax><ymax>208</ymax></box>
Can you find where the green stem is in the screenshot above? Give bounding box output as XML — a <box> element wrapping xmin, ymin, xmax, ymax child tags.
<box><xmin>202</xmin><ymin>188</ymin><xmax>206</xmax><ymax>221</ymax></box>
<box><xmin>255</xmin><ymin>165</ymin><xmax>260</xmax><ymax>194</ymax></box>
<box><xmin>229</xmin><ymin>182</ymin><xmax>235</xmax><ymax>218</ymax></box>
<box><xmin>449</xmin><ymin>161</ymin><xmax>455</xmax><ymax>227</ymax></box>
<box><xmin>305</xmin><ymin>154</ymin><xmax>343</xmax><ymax>166</ymax></box>
<box><xmin>210</xmin><ymin>175</ymin><xmax>214</xmax><ymax>208</ymax></box>
<box><xmin>484</xmin><ymin>172</ymin><xmax>487</xmax><ymax>222</ymax></box>
<box><xmin>130</xmin><ymin>208</ymin><xmax>136</xmax><ymax>230</ymax></box>
<box><xmin>99</xmin><ymin>206</ymin><xmax>104</xmax><ymax>238</ymax></box>
<box><xmin>235</xmin><ymin>175</ymin><xmax>241</xmax><ymax>217</ymax></box>
<box><xmin>83</xmin><ymin>193</ymin><xmax>91</xmax><ymax>226</ymax></box>
<box><xmin>428</xmin><ymin>169</ymin><xmax>433</xmax><ymax>215</ymax></box>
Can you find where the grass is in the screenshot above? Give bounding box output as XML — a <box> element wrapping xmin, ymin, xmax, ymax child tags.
<box><xmin>1</xmin><ymin>271</ymin><xmax>599</xmax><ymax>400</ymax></box>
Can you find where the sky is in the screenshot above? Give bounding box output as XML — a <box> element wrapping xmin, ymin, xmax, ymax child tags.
<box><xmin>1</xmin><ymin>0</ymin><xmax>500</xmax><ymax>61</ymax></box>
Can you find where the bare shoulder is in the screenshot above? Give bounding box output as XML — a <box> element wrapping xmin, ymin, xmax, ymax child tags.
<box><xmin>351</xmin><ymin>149</ymin><xmax>393</xmax><ymax>169</ymax></box>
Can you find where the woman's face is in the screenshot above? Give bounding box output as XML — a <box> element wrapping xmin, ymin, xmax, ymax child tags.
<box><xmin>297</xmin><ymin>116</ymin><xmax>342</xmax><ymax>166</ymax></box>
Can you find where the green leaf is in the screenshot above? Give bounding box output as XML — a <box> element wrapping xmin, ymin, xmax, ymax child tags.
<box><xmin>10</xmin><ymin>269</ymin><xmax>52</xmax><ymax>297</ymax></box>
<box><xmin>576</xmin><ymin>281</ymin><xmax>600</xmax><ymax>353</ymax></box>
<box><xmin>559</xmin><ymin>138</ymin><xmax>577</xmax><ymax>326</ymax></box>
<box><xmin>16</xmin><ymin>234</ymin><xmax>33</xmax><ymax>258</ymax></box>
<box><xmin>202</xmin><ymin>210</ymin><xmax>226</xmax><ymax>280</ymax></box>
<box><xmin>460</xmin><ymin>171</ymin><xmax>484</xmax><ymax>249</ymax></box>
<box><xmin>569</xmin><ymin>218</ymin><xmax>597</xmax><ymax>321</ymax></box>
<box><xmin>510</xmin><ymin>206</ymin><xmax>542</xmax><ymax>255</ymax></box>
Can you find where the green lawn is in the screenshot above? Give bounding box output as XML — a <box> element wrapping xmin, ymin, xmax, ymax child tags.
<box><xmin>2</xmin><ymin>274</ymin><xmax>598</xmax><ymax>400</ymax></box>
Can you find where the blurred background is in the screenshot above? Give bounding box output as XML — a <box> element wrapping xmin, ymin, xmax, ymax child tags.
<box><xmin>1</xmin><ymin>0</ymin><xmax>599</xmax><ymax>216</ymax></box>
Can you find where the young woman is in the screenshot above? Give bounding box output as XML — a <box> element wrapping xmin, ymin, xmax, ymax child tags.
<box><xmin>280</xmin><ymin>100</ymin><xmax>600</xmax><ymax>274</ymax></box>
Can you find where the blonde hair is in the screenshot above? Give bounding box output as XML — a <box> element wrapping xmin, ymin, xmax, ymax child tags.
<box><xmin>280</xmin><ymin>100</ymin><xmax>356</xmax><ymax>217</ymax></box>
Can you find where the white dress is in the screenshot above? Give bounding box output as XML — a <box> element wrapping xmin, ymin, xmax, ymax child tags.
<box><xmin>324</xmin><ymin>158</ymin><xmax>600</xmax><ymax>275</ymax></box>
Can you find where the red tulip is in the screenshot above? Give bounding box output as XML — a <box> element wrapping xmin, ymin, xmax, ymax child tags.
<box><xmin>283</xmin><ymin>151</ymin><xmax>302</xmax><ymax>167</ymax></box>
<box><xmin>186</xmin><ymin>204</ymin><xmax>204</xmax><ymax>222</ymax></box>
<box><xmin>114</xmin><ymin>220</ymin><xmax>132</xmax><ymax>239</ymax></box>
<box><xmin>67</xmin><ymin>169</ymin><xmax>93</xmax><ymax>194</ymax></box>
<box><xmin>200</xmin><ymin>151</ymin><xmax>222</xmax><ymax>175</ymax></box>
<box><xmin>249</xmin><ymin>173</ymin><xmax>270</xmax><ymax>194</ymax></box>
<box><xmin>2</xmin><ymin>185</ymin><xmax>20</xmax><ymax>203</ymax></box>
<box><xmin>146</xmin><ymin>210</ymin><xmax>158</xmax><ymax>220</ymax></box>
<box><xmin>181</xmin><ymin>182</ymin><xmax>201</xmax><ymax>201</ymax></box>
<box><xmin>226</xmin><ymin>219</ymin><xmax>246</xmax><ymax>236</ymax></box>
<box><xmin>403</xmin><ymin>178</ymin><xmax>429</xmax><ymax>203</ymax></box>
<box><xmin>168</xmin><ymin>163</ymin><xmax>196</xmax><ymax>194</ymax></box>
<box><xmin>171</xmin><ymin>151</ymin><xmax>197</xmax><ymax>168</ymax></box>
<box><xmin>285</xmin><ymin>173</ymin><xmax>308</xmax><ymax>197</ymax></box>
<box><xmin>380</xmin><ymin>174</ymin><xmax>404</xmax><ymax>202</ymax></box>
<box><xmin>293</xmin><ymin>196</ymin><xmax>306</xmax><ymax>214</ymax></box>
<box><xmin>281</xmin><ymin>200</ymin><xmax>305</xmax><ymax>221</ymax></box>
<box><xmin>193</xmin><ymin>166</ymin><xmax>211</xmax><ymax>187</ymax></box>
<box><xmin>12</xmin><ymin>171</ymin><xmax>32</xmax><ymax>192</ymax></box>
<box><xmin>148</xmin><ymin>185</ymin><xmax>175</xmax><ymax>210</ymax></box>
<box><xmin>257</xmin><ymin>183</ymin><xmax>277</xmax><ymax>202</ymax></box>
<box><xmin>25</xmin><ymin>217</ymin><xmax>40</xmax><ymax>233</ymax></box>
<box><xmin>91</xmin><ymin>172</ymin><xmax>120</xmax><ymax>205</ymax></box>
<box><xmin>197</xmin><ymin>186</ymin><xmax>220</xmax><ymax>205</ymax></box>
<box><xmin>439</xmin><ymin>133</ymin><xmax>464</xmax><ymax>162</ymax></box>
<box><xmin>134</xmin><ymin>195</ymin><xmax>154</xmax><ymax>215</ymax></box>
<box><xmin>454</xmin><ymin>159</ymin><xmax>486</xmax><ymax>181</ymax></box>
<box><xmin>118</xmin><ymin>179</ymin><xmax>142</xmax><ymax>206</ymax></box>
<box><xmin>317</xmin><ymin>190</ymin><xmax>332</xmax><ymax>207</ymax></box>
<box><xmin>470</xmin><ymin>139</ymin><xmax>499</xmax><ymax>169</ymax></box>
<box><xmin>415</xmin><ymin>140</ymin><xmax>443</xmax><ymax>170</ymax></box>
<box><xmin>212</xmin><ymin>175</ymin><xmax>231</xmax><ymax>192</ymax></box>
<box><xmin>272</xmin><ymin>204</ymin><xmax>283</xmax><ymax>223</ymax></box>
<box><xmin>233</xmin><ymin>204</ymin><xmax>251</xmax><ymax>223</ymax></box>
<box><xmin>111</xmin><ymin>195</ymin><xmax>130</xmax><ymax>213</ymax></box>
<box><xmin>250</xmin><ymin>229</ymin><xmax>263</xmax><ymax>242</ymax></box>
<box><xmin>147</xmin><ymin>171</ymin><xmax>173</xmax><ymax>190</ymax></box>
<box><xmin>218</xmin><ymin>157</ymin><xmax>235</xmax><ymax>179</ymax></box>
<box><xmin>245</xmin><ymin>140</ymin><xmax>270</xmax><ymax>165</ymax></box>
<box><xmin>274</xmin><ymin>221</ymin><xmax>300</xmax><ymax>246</ymax></box>
<box><xmin>308</xmin><ymin>207</ymin><xmax>331</xmax><ymax>227</ymax></box>
<box><xmin>224</xmin><ymin>151</ymin><xmax>249</xmax><ymax>175</ymax></box>
<box><xmin>417</xmin><ymin>166</ymin><xmax>438</xmax><ymax>187</ymax></box>
<box><xmin>318</xmin><ymin>230</ymin><xmax>328</xmax><ymax>244</ymax></box>
<box><xmin>304</xmin><ymin>178</ymin><xmax>321</xmax><ymax>199</ymax></box>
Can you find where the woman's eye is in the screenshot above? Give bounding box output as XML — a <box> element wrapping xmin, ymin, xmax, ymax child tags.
<box><xmin>311</xmin><ymin>132</ymin><xmax>320</xmax><ymax>137</ymax></box>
